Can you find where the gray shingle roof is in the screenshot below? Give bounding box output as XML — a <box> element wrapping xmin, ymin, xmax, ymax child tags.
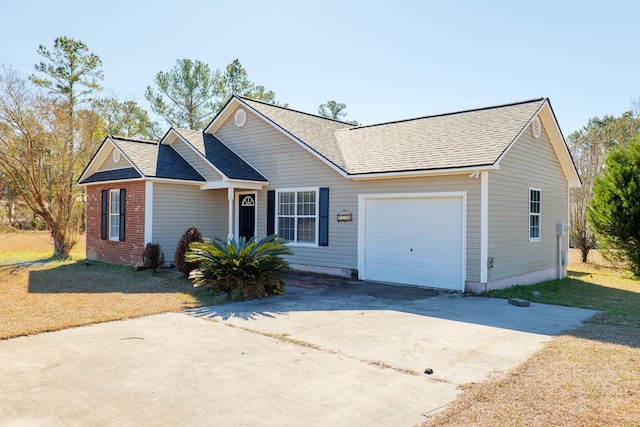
<box><xmin>175</xmin><ymin>128</ymin><xmax>267</xmax><ymax>182</ymax></box>
<box><xmin>112</xmin><ymin>138</ymin><xmax>159</xmax><ymax>176</ymax></box>
<box><xmin>338</xmin><ymin>99</ymin><xmax>546</xmax><ymax>174</ymax></box>
<box><xmin>238</xmin><ymin>96</ymin><xmax>546</xmax><ymax>175</ymax></box>
<box><xmin>155</xmin><ymin>144</ymin><xmax>206</xmax><ymax>181</ymax></box>
<box><xmin>81</xmin><ymin>137</ymin><xmax>205</xmax><ymax>183</ymax></box>
<box><xmin>239</xmin><ymin>97</ymin><xmax>353</xmax><ymax>170</ymax></box>
<box><xmin>78</xmin><ymin>167</ymin><xmax>140</xmax><ymax>184</ymax></box>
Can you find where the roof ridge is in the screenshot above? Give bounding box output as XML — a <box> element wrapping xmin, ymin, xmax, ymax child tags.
<box><xmin>352</xmin><ymin>98</ymin><xmax>547</xmax><ymax>130</ymax></box>
<box><xmin>237</xmin><ymin>95</ymin><xmax>356</xmax><ymax>126</ymax></box>
<box><xmin>111</xmin><ymin>135</ymin><xmax>158</xmax><ymax>145</ymax></box>
<box><xmin>174</xmin><ymin>127</ymin><xmax>201</xmax><ymax>134</ymax></box>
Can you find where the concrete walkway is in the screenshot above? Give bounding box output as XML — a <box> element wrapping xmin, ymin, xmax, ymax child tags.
<box><xmin>0</xmin><ymin>282</ymin><xmax>597</xmax><ymax>426</ymax></box>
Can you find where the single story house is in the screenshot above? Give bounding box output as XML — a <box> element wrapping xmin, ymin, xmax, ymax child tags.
<box><xmin>78</xmin><ymin>96</ymin><xmax>580</xmax><ymax>292</ymax></box>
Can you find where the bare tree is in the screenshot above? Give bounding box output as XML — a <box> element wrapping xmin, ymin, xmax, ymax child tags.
<box><xmin>0</xmin><ymin>67</ymin><xmax>88</xmax><ymax>255</ymax></box>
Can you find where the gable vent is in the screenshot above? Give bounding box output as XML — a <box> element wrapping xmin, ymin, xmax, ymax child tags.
<box><xmin>531</xmin><ymin>116</ymin><xmax>541</xmax><ymax>139</ymax></box>
<box><xmin>234</xmin><ymin>108</ymin><xmax>247</xmax><ymax>127</ymax></box>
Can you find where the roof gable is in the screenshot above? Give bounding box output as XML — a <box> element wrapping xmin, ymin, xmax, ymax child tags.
<box><xmin>206</xmin><ymin>96</ymin><xmax>354</xmax><ymax>177</ymax></box>
<box><xmin>338</xmin><ymin>99</ymin><xmax>547</xmax><ymax>175</ymax></box>
<box><xmin>204</xmin><ymin>96</ymin><xmax>579</xmax><ymax>184</ymax></box>
<box><xmin>172</xmin><ymin>128</ymin><xmax>267</xmax><ymax>182</ymax></box>
<box><xmin>78</xmin><ymin>136</ymin><xmax>205</xmax><ymax>185</ymax></box>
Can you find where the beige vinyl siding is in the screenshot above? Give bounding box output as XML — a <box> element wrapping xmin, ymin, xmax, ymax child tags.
<box><xmin>152</xmin><ymin>183</ymin><xmax>227</xmax><ymax>263</ymax></box>
<box><xmin>97</xmin><ymin>147</ymin><xmax>132</xmax><ymax>172</ymax></box>
<box><xmin>169</xmin><ymin>141</ymin><xmax>223</xmax><ymax>181</ymax></box>
<box><xmin>215</xmin><ymin>107</ymin><xmax>481</xmax><ymax>282</ymax></box>
<box><xmin>488</xmin><ymin>122</ymin><xmax>568</xmax><ymax>281</ymax></box>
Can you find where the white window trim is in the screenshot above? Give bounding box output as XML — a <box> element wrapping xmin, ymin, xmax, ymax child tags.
<box><xmin>109</xmin><ymin>189</ymin><xmax>120</xmax><ymax>241</ymax></box>
<box><xmin>529</xmin><ymin>188</ymin><xmax>541</xmax><ymax>241</ymax></box>
<box><xmin>275</xmin><ymin>187</ymin><xmax>319</xmax><ymax>246</ymax></box>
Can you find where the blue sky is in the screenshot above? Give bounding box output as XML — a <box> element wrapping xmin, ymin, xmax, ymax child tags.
<box><xmin>1</xmin><ymin>0</ymin><xmax>638</xmax><ymax>136</ymax></box>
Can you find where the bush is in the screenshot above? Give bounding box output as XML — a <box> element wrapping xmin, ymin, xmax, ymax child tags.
<box><xmin>174</xmin><ymin>225</ymin><xmax>203</xmax><ymax>276</ymax></box>
<box><xmin>186</xmin><ymin>235</ymin><xmax>292</xmax><ymax>301</ymax></box>
<box><xmin>142</xmin><ymin>242</ymin><xmax>165</xmax><ymax>272</ymax></box>
<box><xmin>589</xmin><ymin>136</ymin><xmax>640</xmax><ymax>276</ymax></box>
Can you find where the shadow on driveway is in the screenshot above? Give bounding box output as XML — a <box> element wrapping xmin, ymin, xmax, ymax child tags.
<box><xmin>188</xmin><ymin>280</ymin><xmax>598</xmax><ymax>336</ymax></box>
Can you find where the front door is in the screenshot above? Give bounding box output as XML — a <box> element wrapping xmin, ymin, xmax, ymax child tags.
<box><xmin>238</xmin><ymin>194</ymin><xmax>256</xmax><ymax>241</ymax></box>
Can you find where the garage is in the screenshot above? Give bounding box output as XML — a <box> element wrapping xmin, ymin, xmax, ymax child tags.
<box><xmin>359</xmin><ymin>193</ymin><xmax>465</xmax><ymax>291</ymax></box>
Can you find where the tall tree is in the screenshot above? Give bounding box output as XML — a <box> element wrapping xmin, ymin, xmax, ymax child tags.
<box><xmin>146</xmin><ymin>58</ymin><xmax>284</xmax><ymax>130</ymax></box>
<box><xmin>567</xmin><ymin>113</ymin><xmax>640</xmax><ymax>262</ymax></box>
<box><xmin>213</xmin><ymin>59</ymin><xmax>280</xmax><ymax>111</ymax></box>
<box><xmin>30</xmin><ymin>37</ymin><xmax>103</xmax><ymax>108</ymax></box>
<box><xmin>0</xmin><ymin>67</ymin><xmax>89</xmax><ymax>255</ymax></box>
<box><xmin>93</xmin><ymin>97</ymin><xmax>160</xmax><ymax>140</ymax></box>
<box><xmin>588</xmin><ymin>136</ymin><xmax>640</xmax><ymax>275</ymax></box>
<box><xmin>145</xmin><ymin>59</ymin><xmax>218</xmax><ymax>130</ymax></box>
<box><xmin>318</xmin><ymin>100</ymin><xmax>358</xmax><ymax>124</ymax></box>
<box><xmin>30</xmin><ymin>36</ymin><xmax>103</xmax><ymax>161</ymax></box>
<box><xmin>318</xmin><ymin>100</ymin><xmax>347</xmax><ymax>120</ymax></box>
<box><xmin>1</xmin><ymin>36</ymin><xmax>103</xmax><ymax>256</ymax></box>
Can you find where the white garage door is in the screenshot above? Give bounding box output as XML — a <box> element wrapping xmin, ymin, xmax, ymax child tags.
<box><xmin>362</xmin><ymin>195</ymin><xmax>464</xmax><ymax>291</ymax></box>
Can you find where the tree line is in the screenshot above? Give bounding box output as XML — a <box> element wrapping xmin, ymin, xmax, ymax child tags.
<box><xmin>567</xmin><ymin>109</ymin><xmax>640</xmax><ymax>270</ymax></box>
<box><xmin>9</xmin><ymin>36</ymin><xmax>640</xmax><ymax>275</ymax></box>
<box><xmin>0</xmin><ymin>36</ymin><xmax>356</xmax><ymax>256</ymax></box>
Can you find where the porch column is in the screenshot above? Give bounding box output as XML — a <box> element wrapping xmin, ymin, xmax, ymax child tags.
<box><xmin>227</xmin><ymin>187</ymin><xmax>234</xmax><ymax>241</ymax></box>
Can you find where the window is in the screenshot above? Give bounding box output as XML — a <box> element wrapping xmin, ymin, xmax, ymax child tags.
<box><xmin>529</xmin><ymin>189</ymin><xmax>541</xmax><ymax>240</ymax></box>
<box><xmin>101</xmin><ymin>188</ymin><xmax>125</xmax><ymax>241</ymax></box>
<box><xmin>109</xmin><ymin>189</ymin><xmax>120</xmax><ymax>240</ymax></box>
<box><xmin>276</xmin><ymin>189</ymin><xmax>318</xmax><ymax>244</ymax></box>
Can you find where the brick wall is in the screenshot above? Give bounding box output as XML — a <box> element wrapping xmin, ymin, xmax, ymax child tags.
<box><xmin>86</xmin><ymin>181</ymin><xmax>146</xmax><ymax>265</ymax></box>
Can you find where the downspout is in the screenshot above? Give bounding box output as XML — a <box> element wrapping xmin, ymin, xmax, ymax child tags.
<box><xmin>480</xmin><ymin>171</ymin><xmax>489</xmax><ymax>292</ymax></box>
<box><xmin>144</xmin><ymin>181</ymin><xmax>153</xmax><ymax>244</ymax></box>
<box><xmin>556</xmin><ymin>222</ymin><xmax>563</xmax><ymax>280</ymax></box>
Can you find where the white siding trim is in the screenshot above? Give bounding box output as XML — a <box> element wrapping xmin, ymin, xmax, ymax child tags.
<box><xmin>145</xmin><ymin>181</ymin><xmax>153</xmax><ymax>244</ymax></box>
<box><xmin>357</xmin><ymin>191</ymin><xmax>467</xmax><ymax>288</ymax></box>
<box><xmin>78</xmin><ymin>177</ymin><xmax>144</xmax><ymax>187</ymax></box>
<box><xmin>480</xmin><ymin>171</ymin><xmax>489</xmax><ymax>283</ymax></box>
<box><xmin>350</xmin><ymin>165</ymin><xmax>496</xmax><ymax>181</ymax></box>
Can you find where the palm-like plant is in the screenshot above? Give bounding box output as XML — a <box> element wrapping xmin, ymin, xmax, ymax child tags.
<box><xmin>185</xmin><ymin>235</ymin><xmax>292</xmax><ymax>301</ymax></box>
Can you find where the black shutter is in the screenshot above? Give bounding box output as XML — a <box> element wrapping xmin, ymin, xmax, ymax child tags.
<box><xmin>100</xmin><ymin>190</ymin><xmax>108</xmax><ymax>240</ymax></box>
<box><xmin>319</xmin><ymin>187</ymin><xmax>329</xmax><ymax>246</ymax></box>
<box><xmin>119</xmin><ymin>188</ymin><xmax>126</xmax><ymax>241</ymax></box>
<box><xmin>267</xmin><ymin>190</ymin><xmax>275</xmax><ymax>235</ymax></box>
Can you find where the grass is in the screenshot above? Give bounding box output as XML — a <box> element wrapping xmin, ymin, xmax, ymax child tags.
<box><xmin>425</xmin><ymin>255</ymin><xmax>640</xmax><ymax>426</ymax></box>
<box><xmin>0</xmin><ymin>230</ymin><xmax>86</xmax><ymax>265</ymax></box>
<box><xmin>0</xmin><ymin>231</ymin><xmax>221</xmax><ymax>340</ymax></box>
<box><xmin>3</xmin><ymin>233</ymin><xmax>640</xmax><ymax>424</ymax></box>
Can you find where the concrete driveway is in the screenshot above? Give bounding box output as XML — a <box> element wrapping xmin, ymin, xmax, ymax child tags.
<box><xmin>0</xmin><ymin>282</ymin><xmax>597</xmax><ymax>426</ymax></box>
